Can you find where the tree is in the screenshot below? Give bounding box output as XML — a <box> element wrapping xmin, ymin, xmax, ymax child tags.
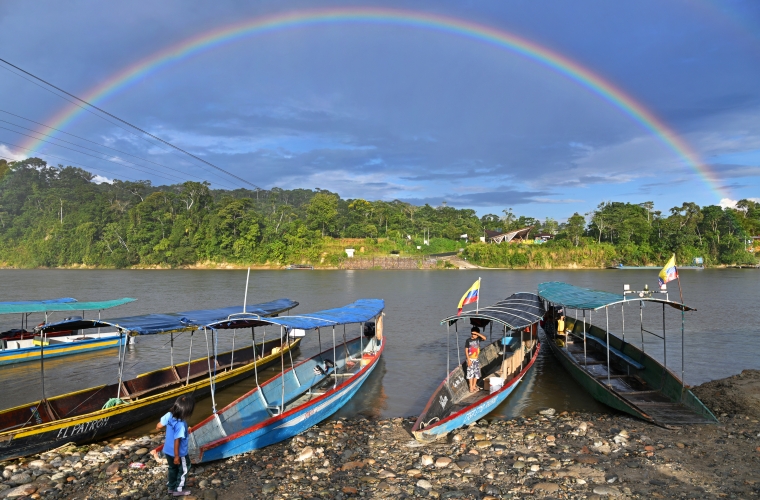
<box><xmin>565</xmin><ymin>213</ymin><xmax>586</xmax><ymax>246</ymax></box>
<box><xmin>307</xmin><ymin>193</ymin><xmax>338</xmax><ymax>237</ymax></box>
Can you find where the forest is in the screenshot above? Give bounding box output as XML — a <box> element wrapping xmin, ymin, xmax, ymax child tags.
<box><xmin>0</xmin><ymin>158</ymin><xmax>757</xmax><ymax>269</ymax></box>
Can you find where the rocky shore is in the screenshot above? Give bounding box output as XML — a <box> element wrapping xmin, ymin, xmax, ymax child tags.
<box><xmin>2</xmin><ymin>371</ymin><xmax>760</xmax><ymax>500</ymax></box>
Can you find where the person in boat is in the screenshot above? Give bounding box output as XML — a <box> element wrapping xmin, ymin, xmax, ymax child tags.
<box><xmin>465</xmin><ymin>326</ymin><xmax>486</xmax><ymax>393</ymax></box>
<box><xmin>160</xmin><ymin>395</ymin><xmax>195</xmax><ymax>497</ymax></box>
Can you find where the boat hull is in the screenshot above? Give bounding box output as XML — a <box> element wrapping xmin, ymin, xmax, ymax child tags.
<box><xmin>413</xmin><ymin>342</ymin><xmax>540</xmax><ymax>442</ymax></box>
<box><xmin>0</xmin><ymin>338</ymin><xmax>299</xmax><ymax>461</ymax></box>
<box><xmin>542</xmin><ymin>318</ymin><xmax>716</xmax><ymax>426</ymax></box>
<box><xmin>191</xmin><ymin>336</ymin><xmax>384</xmax><ymax>463</ymax></box>
<box><xmin>0</xmin><ymin>333</ymin><xmax>128</xmax><ymax>366</ymax></box>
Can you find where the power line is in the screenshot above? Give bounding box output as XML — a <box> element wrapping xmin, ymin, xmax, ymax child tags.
<box><xmin>0</xmin><ymin>58</ymin><xmax>262</xmax><ymax>190</ymax></box>
<box><xmin>0</xmin><ymin>63</ymin><xmax>238</xmax><ymax>188</ymax></box>
<box><xmin>0</xmin><ymin>109</ymin><xmax>238</xmax><ymax>190</ymax></box>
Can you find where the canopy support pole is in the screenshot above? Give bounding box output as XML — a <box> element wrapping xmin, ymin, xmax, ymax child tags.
<box><xmin>662</xmin><ymin>303</ymin><xmax>667</xmax><ymax>370</ymax></box>
<box><xmin>185</xmin><ymin>331</ymin><xmax>194</xmax><ymax>386</ymax></box>
<box><xmin>204</xmin><ymin>327</ymin><xmax>218</xmax><ymax>413</ymax></box>
<box><xmin>606</xmin><ymin>307</ymin><xmax>611</xmax><ymax>387</ymax></box>
<box><xmin>230</xmin><ymin>329</ymin><xmax>236</xmax><ymax>370</ymax></box>
<box><xmin>289</xmin><ymin>331</ymin><xmax>300</xmax><ymax>387</ymax></box>
<box><xmin>39</xmin><ymin>321</ymin><xmax>47</xmax><ymax>405</ymax></box>
<box><xmin>360</xmin><ymin>323</ymin><xmax>364</xmax><ymax>359</ymax></box>
<box><xmin>255</xmin><ymin>327</ymin><xmax>267</xmax><ymax>408</ymax></box>
<box><xmin>621</xmin><ymin>303</ymin><xmax>625</xmax><ymax>342</ymax></box>
<box><xmin>489</xmin><ymin>321</ymin><xmax>492</xmax><ymax>341</ymax></box>
<box><xmin>251</xmin><ymin>327</ymin><xmax>257</xmax><ymax>359</ymax></box>
<box><xmin>342</xmin><ymin>325</ymin><xmax>350</xmax><ymax>366</ymax></box>
<box><xmin>446</xmin><ymin>322</ymin><xmax>450</xmax><ymax>383</ymax></box>
<box><xmin>681</xmin><ymin>306</ymin><xmax>685</xmax><ymax>393</ymax></box>
<box><xmin>280</xmin><ymin>326</ymin><xmax>286</xmax><ymax>413</ymax></box>
<box><xmin>640</xmin><ymin>301</ymin><xmax>645</xmax><ymax>353</ymax></box>
<box><xmin>332</xmin><ymin>327</ymin><xmax>337</xmax><ymax>389</ymax></box>
<box><xmin>583</xmin><ymin>309</ymin><xmax>587</xmax><ymax>367</ymax></box>
<box><xmin>520</xmin><ymin>327</ymin><xmax>524</xmax><ymax>372</ymax></box>
<box><xmin>170</xmin><ymin>332</ymin><xmax>174</xmax><ymax>367</ymax></box>
<box><xmin>116</xmin><ymin>330</ymin><xmax>126</xmax><ymax>399</ymax></box>
<box><xmin>455</xmin><ymin>322</ymin><xmax>461</xmax><ymax>366</ymax></box>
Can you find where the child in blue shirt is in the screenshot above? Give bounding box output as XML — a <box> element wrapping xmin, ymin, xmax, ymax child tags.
<box><xmin>158</xmin><ymin>395</ymin><xmax>195</xmax><ymax>496</ymax></box>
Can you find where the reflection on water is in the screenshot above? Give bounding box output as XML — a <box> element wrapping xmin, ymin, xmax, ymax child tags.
<box><xmin>0</xmin><ymin>269</ymin><xmax>757</xmax><ymax>431</ymax></box>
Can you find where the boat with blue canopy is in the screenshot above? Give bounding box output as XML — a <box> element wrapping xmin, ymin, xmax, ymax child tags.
<box><xmin>538</xmin><ymin>281</ymin><xmax>717</xmax><ymax>426</ymax></box>
<box><xmin>412</xmin><ymin>292</ymin><xmax>544</xmax><ymax>442</ymax></box>
<box><xmin>186</xmin><ymin>299</ymin><xmax>385</xmax><ymax>463</ymax></box>
<box><xmin>0</xmin><ymin>298</ymin><xmax>298</xmax><ymax>461</ymax></box>
<box><xmin>0</xmin><ymin>298</ymin><xmax>136</xmax><ymax>366</ymax></box>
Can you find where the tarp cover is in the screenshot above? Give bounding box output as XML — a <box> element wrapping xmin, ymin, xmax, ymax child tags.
<box><xmin>538</xmin><ymin>282</ymin><xmax>694</xmax><ymax>311</ymax></box>
<box><xmin>441</xmin><ymin>292</ymin><xmax>545</xmax><ymax>330</ymax></box>
<box><xmin>0</xmin><ymin>298</ymin><xmax>134</xmax><ymax>315</ymax></box>
<box><xmin>221</xmin><ymin>299</ymin><xmax>385</xmax><ymax>331</ymax></box>
<box><xmin>40</xmin><ymin>298</ymin><xmax>298</xmax><ymax>335</ymax></box>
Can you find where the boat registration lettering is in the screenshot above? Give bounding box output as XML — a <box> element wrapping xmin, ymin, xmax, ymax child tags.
<box><xmin>56</xmin><ymin>417</ymin><xmax>110</xmax><ymax>439</ymax></box>
<box><xmin>464</xmin><ymin>397</ymin><xmax>497</xmax><ymax>422</ymax></box>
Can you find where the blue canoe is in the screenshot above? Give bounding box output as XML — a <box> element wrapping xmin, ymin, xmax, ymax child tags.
<box><xmin>412</xmin><ymin>292</ymin><xmax>544</xmax><ymax>441</ymax></box>
<box><xmin>187</xmin><ymin>299</ymin><xmax>385</xmax><ymax>463</ymax></box>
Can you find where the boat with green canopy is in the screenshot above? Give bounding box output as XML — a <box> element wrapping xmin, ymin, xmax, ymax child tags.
<box><xmin>538</xmin><ymin>281</ymin><xmax>716</xmax><ymax>426</ymax></box>
<box><xmin>0</xmin><ymin>298</ymin><xmax>136</xmax><ymax>366</ymax></box>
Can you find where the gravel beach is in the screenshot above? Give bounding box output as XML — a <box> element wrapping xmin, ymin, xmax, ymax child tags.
<box><xmin>2</xmin><ymin>370</ymin><xmax>759</xmax><ymax>500</ymax></box>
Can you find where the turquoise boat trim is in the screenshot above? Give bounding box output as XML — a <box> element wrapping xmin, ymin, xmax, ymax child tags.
<box><xmin>538</xmin><ymin>282</ymin><xmax>695</xmax><ymax>311</ymax></box>
<box><xmin>0</xmin><ymin>298</ymin><xmax>135</xmax><ymax>315</ymax></box>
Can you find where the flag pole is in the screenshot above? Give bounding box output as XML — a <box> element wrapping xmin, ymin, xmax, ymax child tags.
<box><xmin>676</xmin><ymin>273</ymin><xmax>684</xmax><ymax>304</ymax></box>
<box><xmin>476</xmin><ymin>277</ymin><xmax>481</xmax><ymax>314</ymax></box>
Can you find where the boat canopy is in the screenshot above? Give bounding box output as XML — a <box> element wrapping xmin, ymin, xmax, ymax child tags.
<box><xmin>538</xmin><ymin>282</ymin><xmax>695</xmax><ymax>311</ymax></box>
<box><xmin>207</xmin><ymin>299</ymin><xmax>385</xmax><ymax>331</ymax></box>
<box><xmin>441</xmin><ymin>292</ymin><xmax>545</xmax><ymax>329</ymax></box>
<box><xmin>0</xmin><ymin>298</ymin><xmax>134</xmax><ymax>315</ymax></box>
<box><xmin>38</xmin><ymin>298</ymin><xmax>298</xmax><ymax>335</ymax></box>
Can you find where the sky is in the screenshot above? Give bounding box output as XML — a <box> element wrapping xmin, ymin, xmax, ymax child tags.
<box><xmin>0</xmin><ymin>0</ymin><xmax>759</xmax><ymax>221</ymax></box>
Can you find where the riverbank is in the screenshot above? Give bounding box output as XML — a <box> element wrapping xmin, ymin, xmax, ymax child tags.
<box><xmin>2</xmin><ymin>370</ymin><xmax>759</xmax><ymax>500</ymax></box>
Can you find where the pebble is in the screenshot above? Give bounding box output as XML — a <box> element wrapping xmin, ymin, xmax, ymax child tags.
<box><xmin>8</xmin><ymin>473</ymin><xmax>31</xmax><ymax>485</ymax></box>
<box><xmin>593</xmin><ymin>485</ymin><xmax>621</xmax><ymax>496</ymax></box>
<box><xmin>434</xmin><ymin>457</ymin><xmax>452</xmax><ymax>468</ymax></box>
<box><xmin>421</xmin><ymin>455</ymin><xmax>434</xmax><ymax>466</ymax></box>
<box><xmin>539</xmin><ymin>408</ymin><xmax>556</xmax><ymax>416</ymax></box>
<box><xmin>296</xmin><ymin>447</ymin><xmax>314</xmax><ymax>461</ymax></box>
<box><xmin>417</xmin><ymin>479</ymin><xmax>433</xmax><ymax>490</ymax></box>
<box><xmin>534</xmin><ymin>482</ymin><xmax>560</xmax><ymax>493</ymax></box>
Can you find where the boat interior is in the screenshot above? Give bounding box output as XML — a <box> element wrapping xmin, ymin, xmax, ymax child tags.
<box><xmin>0</xmin><ymin>336</ymin><xmax>290</xmax><ymax>435</ymax></box>
<box><xmin>552</xmin><ymin>316</ymin><xmax>714</xmax><ymax>425</ymax></box>
<box><xmin>416</xmin><ymin>331</ymin><xmax>536</xmax><ymax>429</ymax></box>
<box><xmin>189</xmin><ymin>334</ymin><xmax>382</xmax><ymax>453</ymax></box>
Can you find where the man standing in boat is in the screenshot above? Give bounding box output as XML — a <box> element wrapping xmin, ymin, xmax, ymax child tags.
<box><xmin>465</xmin><ymin>326</ymin><xmax>486</xmax><ymax>392</ymax></box>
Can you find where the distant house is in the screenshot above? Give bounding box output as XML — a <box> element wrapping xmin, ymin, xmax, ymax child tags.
<box><xmin>486</xmin><ymin>226</ymin><xmax>534</xmax><ymax>244</ymax></box>
<box><xmin>534</xmin><ymin>233</ymin><xmax>554</xmax><ymax>242</ymax></box>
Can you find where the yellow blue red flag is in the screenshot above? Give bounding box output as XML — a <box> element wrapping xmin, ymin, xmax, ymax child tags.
<box><xmin>658</xmin><ymin>254</ymin><xmax>678</xmax><ymax>287</ymax></box>
<box><xmin>457</xmin><ymin>279</ymin><xmax>480</xmax><ymax>315</ymax></box>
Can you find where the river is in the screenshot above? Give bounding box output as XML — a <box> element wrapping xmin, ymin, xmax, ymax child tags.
<box><xmin>0</xmin><ymin>268</ymin><xmax>757</xmax><ymax>436</ymax></box>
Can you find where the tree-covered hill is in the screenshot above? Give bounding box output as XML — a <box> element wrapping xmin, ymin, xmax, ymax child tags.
<box><xmin>0</xmin><ymin>158</ymin><xmax>757</xmax><ymax>268</ymax></box>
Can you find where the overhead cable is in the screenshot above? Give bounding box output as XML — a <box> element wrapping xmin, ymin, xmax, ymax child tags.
<box><xmin>0</xmin><ymin>58</ymin><xmax>261</xmax><ymax>190</ymax></box>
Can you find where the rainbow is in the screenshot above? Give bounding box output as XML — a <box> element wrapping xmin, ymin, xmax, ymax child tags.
<box><xmin>22</xmin><ymin>7</ymin><xmax>727</xmax><ymax>199</ymax></box>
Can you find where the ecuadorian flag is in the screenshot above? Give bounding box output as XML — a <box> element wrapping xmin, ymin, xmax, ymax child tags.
<box><xmin>658</xmin><ymin>254</ymin><xmax>678</xmax><ymax>287</ymax></box>
<box><xmin>457</xmin><ymin>279</ymin><xmax>480</xmax><ymax>315</ymax></box>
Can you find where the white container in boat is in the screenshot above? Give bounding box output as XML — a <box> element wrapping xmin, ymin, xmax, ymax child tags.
<box><xmin>488</xmin><ymin>376</ymin><xmax>504</xmax><ymax>393</ymax></box>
